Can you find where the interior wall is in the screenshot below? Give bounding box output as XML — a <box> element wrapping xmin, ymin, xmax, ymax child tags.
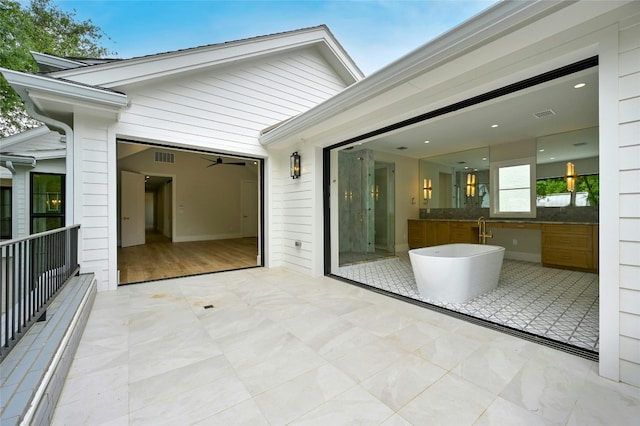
<box><xmin>118</xmin><ymin>147</ymin><xmax>259</xmax><ymax>242</ymax></box>
<box><xmin>373</xmin><ymin>151</ymin><xmax>419</xmax><ymax>252</ymax></box>
<box><xmin>144</xmin><ymin>192</ymin><xmax>153</xmax><ymax>230</ymax></box>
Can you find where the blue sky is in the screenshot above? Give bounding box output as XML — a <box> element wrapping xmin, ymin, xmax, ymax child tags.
<box><xmin>51</xmin><ymin>0</ymin><xmax>497</xmax><ymax>75</ymax></box>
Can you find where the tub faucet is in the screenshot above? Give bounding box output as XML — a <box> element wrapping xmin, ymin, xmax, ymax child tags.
<box><xmin>478</xmin><ymin>216</ymin><xmax>493</xmax><ymax>244</ymax></box>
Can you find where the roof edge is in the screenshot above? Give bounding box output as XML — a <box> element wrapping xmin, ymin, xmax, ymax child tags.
<box><xmin>31</xmin><ymin>51</ymin><xmax>87</xmax><ymax>72</ymax></box>
<box><xmin>48</xmin><ymin>25</ymin><xmax>363</xmax><ymax>88</ymax></box>
<box><xmin>259</xmin><ymin>0</ymin><xmax>572</xmax><ymax>146</ymax></box>
<box><xmin>0</xmin><ymin>68</ymin><xmax>128</xmax><ymax>108</ymax></box>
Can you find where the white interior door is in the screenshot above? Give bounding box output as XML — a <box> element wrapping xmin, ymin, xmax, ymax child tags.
<box><xmin>241</xmin><ymin>180</ymin><xmax>258</xmax><ymax>237</ymax></box>
<box><xmin>121</xmin><ymin>170</ymin><xmax>145</xmax><ymax>247</ymax></box>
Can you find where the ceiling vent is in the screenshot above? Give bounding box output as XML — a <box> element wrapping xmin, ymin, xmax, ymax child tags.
<box><xmin>396</xmin><ymin>146</ymin><xmax>408</xmax><ymax>150</ymax></box>
<box><xmin>532</xmin><ymin>109</ymin><xmax>556</xmax><ymax>119</ymax></box>
<box><xmin>154</xmin><ymin>151</ymin><xmax>175</xmax><ymax>164</ymax></box>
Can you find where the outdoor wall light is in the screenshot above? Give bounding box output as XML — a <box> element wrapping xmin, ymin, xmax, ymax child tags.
<box><xmin>290</xmin><ymin>152</ymin><xmax>301</xmax><ymax>179</ymax></box>
<box><xmin>423</xmin><ymin>178</ymin><xmax>432</xmax><ymax>200</ymax></box>
<box><xmin>565</xmin><ymin>162</ymin><xmax>577</xmax><ymax>192</ymax></box>
<box><xmin>466</xmin><ymin>173</ymin><xmax>476</xmax><ymax>197</ymax></box>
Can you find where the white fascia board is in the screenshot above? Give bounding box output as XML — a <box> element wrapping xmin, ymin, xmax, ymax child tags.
<box><xmin>50</xmin><ymin>26</ymin><xmax>362</xmax><ymax>88</ymax></box>
<box><xmin>6</xmin><ymin>149</ymin><xmax>66</xmax><ymax>160</ymax></box>
<box><xmin>259</xmin><ymin>0</ymin><xmax>580</xmax><ymax>147</ymax></box>
<box><xmin>30</xmin><ymin>51</ymin><xmax>87</xmax><ymax>71</ymax></box>
<box><xmin>0</xmin><ymin>154</ymin><xmax>37</xmax><ymax>168</ymax></box>
<box><xmin>0</xmin><ymin>126</ymin><xmax>51</xmax><ymax>149</ymax></box>
<box><xmin>0</xmin><ymin>68</ymin><xmax>128</xmax><ymax>109</ymax></box>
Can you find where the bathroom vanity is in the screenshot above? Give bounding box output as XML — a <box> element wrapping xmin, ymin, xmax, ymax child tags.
<box><xmin>408</xmin><ymin>219</ymin><xmax>598</xmax><ymax>273</ymax></box>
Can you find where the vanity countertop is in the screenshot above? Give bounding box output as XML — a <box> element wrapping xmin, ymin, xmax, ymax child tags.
<box><xmin>410</xmin><ymin>218</ymin><xmax>598</xmax><ymax>225</ymax></box>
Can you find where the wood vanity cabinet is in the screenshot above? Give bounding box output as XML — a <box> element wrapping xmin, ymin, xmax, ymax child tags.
<box><xmin>541</xmin><ymin>224</ymin><xmax>597</xmax><ymax>272</ymax></box>
<box><xmin>449</xmin><ymin>221</ymin><xmax>477</xmax><ymax>244</ymax></box>
<box><xmin>428</xmin><ymin>221</ymin><xmax>450</xmax><ymax>246</ymax></box>
<box><xmin>409</xmin><ymin>220</ymin><xmax>599</xmax><ymax>273</ymax></box>
<box><xmin>408</xmin><ymin>220</ymin><xmax>427</xmax><ymax>249</ymax></box>
<box><xmin>407</xmin><ymin>220</ymin><xmax>449</xmax><ymax>248</ymax></box>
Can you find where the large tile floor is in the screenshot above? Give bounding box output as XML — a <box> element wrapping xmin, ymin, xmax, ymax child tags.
<box><xmin>52</xmin><ymin>268</ymin><xmax>639</xmax><ymax>425</ymax></box>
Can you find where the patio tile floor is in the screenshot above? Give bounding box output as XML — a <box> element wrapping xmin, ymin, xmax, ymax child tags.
<box><xmin>52</xmin><ymin>267</ymin><xmax>639</xmax><ymax>425</ymax></box>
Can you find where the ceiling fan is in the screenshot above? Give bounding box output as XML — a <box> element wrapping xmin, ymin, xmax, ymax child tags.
<box><xmin>202</xmin><ymin>156</ymin><xmax>245</xmax><ymax>167</ymax></box>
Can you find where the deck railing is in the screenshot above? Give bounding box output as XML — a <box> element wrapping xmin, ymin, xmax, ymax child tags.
<box><xmin>1</xmin><ymin>225</ymin><xmax>80</xmax><ymax>360</ymax></box>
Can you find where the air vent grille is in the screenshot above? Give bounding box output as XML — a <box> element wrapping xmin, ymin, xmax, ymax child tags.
<box><xmin>154</xmin><ymin>152</ymin><xmax>174</xmax><ymax>164</ymax></box>
<box><xmin>532</xmin><ymin>109</ymin><xmax>556</xmax><ymax>119</ymax></box>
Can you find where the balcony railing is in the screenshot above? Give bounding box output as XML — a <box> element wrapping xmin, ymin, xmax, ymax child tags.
<box><xmin>1</xmin><ymin>225</ymin><xmax>80</xmax><ymax>360</ymax></box>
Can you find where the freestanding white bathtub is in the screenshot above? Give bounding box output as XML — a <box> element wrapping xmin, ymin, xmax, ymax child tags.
<box><xmin>409</xmin><ymin>243</ymin><xmax>505</xmax><ymax>303</ymax></box>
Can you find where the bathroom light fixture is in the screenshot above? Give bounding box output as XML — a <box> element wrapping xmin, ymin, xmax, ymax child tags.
<box><xmin>574</xmin><ymin>82</ymin><xmax>586</xmax><ymax>89</ymax></box>
<box><xmin>565</xmin><ymin>162</ymin><xmax>577</xmax><ymax>192</ymax></box>
<box><xmin>371</xmin><ymin>185</ymin><xmax>380</xmax><ymax>200</ymax></box>
<box><xmin>466</xmin><ymin>173</ymin><xmax>476</xmax><ymax>197</ymax></box>
<box><xmin>423</xmin><ymin>179</ymin><xmax>432</xmax><ymax>200</ymax></box>
<box><xmin>290</xmin><ymin>152</ymin><xmax>301</xmax><ymax>179</ymax></box>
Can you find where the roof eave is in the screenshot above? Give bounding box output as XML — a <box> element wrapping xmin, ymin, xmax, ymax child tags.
<box><xmin>30</xmin><ymin>51</ymin><xmax>87</xmax><ymax>72</ymax></box>
<box><xmin>47</xmin><ymin>26</ymin><xmax>363</xmax><ymax>89</ymax></box>
<box><xmin>258</xmin><ymin>0</ymin><xmax>572</xmax><ymax>147</ymax></box>
<box><xmin>0</xmin><ymin>68</ymin><xmax>128</xmax><ymax>113</ymax></box>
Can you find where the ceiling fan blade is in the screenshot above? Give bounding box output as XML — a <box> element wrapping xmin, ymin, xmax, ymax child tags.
<box><xmin>228</xmin><ymin>162</ymin><xmax>246</xmax><ymax>166</ymax></box>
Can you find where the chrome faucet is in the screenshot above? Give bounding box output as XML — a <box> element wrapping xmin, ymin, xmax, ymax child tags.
<box><xmin>478</xmin><ymin>216</ymin><xmax>493</xmax><ymax>244</ymax></box>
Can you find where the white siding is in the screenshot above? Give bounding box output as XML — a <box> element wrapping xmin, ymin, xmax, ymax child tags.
<box><xmin>618</xmin><ymin>17</ymin><xmax>640</xmax><ymax>387</ymax></box>
<box><xmin>74</xmin><ymin>116</ymin><xmax>112</xmax><ymax>291</ymax></box>
<box><xmin>114</xmin><ymin>48</ymin><xmax>347</xmax><ymax>158</ymax></box>
<box><xmin>12</xmin><ymin>170</ymin><xmax>29</xmax><ymax>238</ymax></box>
<box><xmin>267</xmin><ymin>147</ymin><xmax>316</xmax><ymax>275</ymax></box>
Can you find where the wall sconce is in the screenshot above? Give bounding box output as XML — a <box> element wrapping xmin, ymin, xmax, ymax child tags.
<box><xmin>466</xmin><ymin>173</ymin><xmax>476</xmax><ymax>197</ymax></box>
<box><xmin>565</xmin><ymin>162</ymin><xmax>577</xmax><ymax>192</ymax></box>
<box><xmin>423</xmin><ymin>179</ymin><xmax>432</xmax><ymax>200</ymax></box>
<box><xmin>290</xmin><ymin>152</ymin><xmax>301</xmax><ymax>179</ymax></box>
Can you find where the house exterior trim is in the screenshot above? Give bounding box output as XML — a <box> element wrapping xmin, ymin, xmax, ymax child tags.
<box><xmin>0</xmin><ymin>68</ymin><xmax>128</xmax><ymax>109</ymax></box>
<box><xmin>48</xmin><ymin>26</ymin><xmax>363</xmax><ymax>89</ymax></box>
<box><xmin>30</xmin><ymin>51</ymin><xmax>87</xmax><ymax>72</ymax></box>
<box><xmin>259</xmin><ymin>0</ymin><xmax>634</xmax><ymax>147</ymax></box>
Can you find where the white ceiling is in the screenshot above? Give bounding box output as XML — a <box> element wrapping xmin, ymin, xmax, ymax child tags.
<box><xmin>342</xmin><ymin>66</ymin><xmax>599</xmax><ymax>166</ymax></box>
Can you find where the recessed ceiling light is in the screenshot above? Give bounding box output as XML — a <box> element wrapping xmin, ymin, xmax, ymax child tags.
<box><xmin>424</xmin><ymin>140</ymin><xmax>430</xmax><ymax>144</ymax></box>
<box><xmin>550</xmin><ymin>157</ymin><xmax>555</xmax><ymax>160</ymax></box>
<box><xmin>482</xmin><ymin>157</ymin><xmax>487</xmax><ymax>161</ymax></box>
<box><xmin>574</xmin><ymin>83</ymin><xmax>586</xmax><ymax>89</ymax></box>
<box><xmin>539</xmin><ymin>149</ymin><xmax>545</xmax><ymax>152</ymax></box>
<box><xmin>491</xmin><ymin>124</ymin><xmax>499</xmax><ymax>128</ymax></box>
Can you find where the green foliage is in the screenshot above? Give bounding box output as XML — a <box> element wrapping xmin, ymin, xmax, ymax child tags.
<box><xmin>536</xmin><ymin>175</ymin><xmax>599</xmax><ymax>206</ymax></box>
<box><xmin>0</xmin><ymin>0</ymin><xmax>114</xmax><ymax>136</ymax></box>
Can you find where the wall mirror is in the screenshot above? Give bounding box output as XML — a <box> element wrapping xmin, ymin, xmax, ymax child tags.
<box><xmin>418</xmin><ymin>126</ymin><xmax>599</xmax><ymax>211</ymax></box>
<box><xmin>536</xmin><ymin>126</ymin><xmax>599</xmax><ymax>207</ymax></box>
<box><xmin>419</xmin><ymin>147</ymin><xmax>490</xmax><ymax>209</ymax></box>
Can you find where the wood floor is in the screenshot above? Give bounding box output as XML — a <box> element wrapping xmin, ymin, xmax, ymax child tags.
<box><xmin>117</xmin><ymin>231</ymin><xmax>259</xmax><ymax>284</ymax></box>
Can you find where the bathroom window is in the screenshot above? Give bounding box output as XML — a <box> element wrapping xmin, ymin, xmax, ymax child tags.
<box><xmin>490</xmin><ymin>158</ymin><xmax>536</xmax><ymax>218</ymax></box>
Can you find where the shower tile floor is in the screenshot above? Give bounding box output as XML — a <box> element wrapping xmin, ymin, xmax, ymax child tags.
<box><xmin>337</xmin><ymin>253</ymin><xmax>599</xmax><ymax>352</ymax></box>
